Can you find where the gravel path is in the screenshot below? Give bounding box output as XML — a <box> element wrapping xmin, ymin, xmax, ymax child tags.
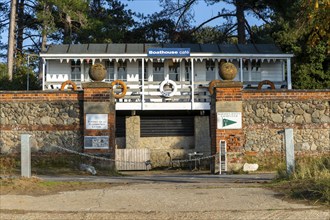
<box><xmin>1</xmin><ymin>178</ymin><xmax>329</xmax><ymax>220</ymax></box>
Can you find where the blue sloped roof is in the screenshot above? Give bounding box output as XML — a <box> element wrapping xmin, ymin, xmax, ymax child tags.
<box><xmin>44</xmin><ymin>43</ymin><xmax>285</xmax><ymax>55</ymax></box>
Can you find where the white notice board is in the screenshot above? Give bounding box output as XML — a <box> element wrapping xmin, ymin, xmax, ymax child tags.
<box><xmin>217</xmin><ymin>112</ymin><xmax>242</xmax><ymax>129</ymax></box>
<box><xmin>86</xmin><ymin>114</ymin><xmax>108</xmax><ymax>130</ymax></box>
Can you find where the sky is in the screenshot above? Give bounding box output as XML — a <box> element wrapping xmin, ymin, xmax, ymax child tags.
<box><xmin>1</xmin><ymin>0</ymin><xmax>263</xmax><ymax>62</ymax></box>
<box><xmin>123</xmin><ymin>0</ymin><xmax>262</xmax><ymax>26</ymax></box>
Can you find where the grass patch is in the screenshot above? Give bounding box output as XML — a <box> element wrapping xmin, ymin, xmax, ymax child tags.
<box><xmin>271</xmin><ymin>155</ymin><xmax>330</xmax><ymax>206</ymax></box>
<box><xmin>243</xmin><ymin>153</ymin><xmax>284</xmax><ymax>171</ymax></box>
<box><xmin>0</xmin><ymin>153</ymin><xmax>121</xmax><ymax>176</ymax></box>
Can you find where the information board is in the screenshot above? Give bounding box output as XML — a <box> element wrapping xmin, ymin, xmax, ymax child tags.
<box><xmin>84</xmin><ymin>136</ymin><xmax>109</xmax><ymax>149</ymax></box>
<box><xmin>86</xmin><ymin>114</ymin><xmax>108</xmax><ymax>130</ymax></box>
<box><xmin>217</xmin><ymin>112</ymin><xmax>242</xmax><ymax>129</ymax></box>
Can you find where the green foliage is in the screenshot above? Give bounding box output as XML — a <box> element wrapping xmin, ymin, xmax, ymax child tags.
<box><xmin>271</xmin><ymin>0</ymin><xmax>330</xmax><ymax>89</ymax></box>
<box><xmin>274</xmin><ymin>156</ymin><xmax>330</xmax><ymax>205</ymax></box>
<box><xmin>38</xmin><ymin>0</ymin><xmax>89</xmax><ymax>44</ymax></box>
<box><xmin>0</xmin><ymin>63</ymin><xmax>41</xmax><ymax>91</ymax></box>
<box><xmin>192</xmin><ymin>26</ymin><xmax>238</xmax><ymax>44</ymax></box>
<box><xmin>243</xmin><ymin>153</ymin><xmax>285</xmax><ymax>171</ymax></box>
<box><xmin>76</xmin><ymin>0</ymin><xmax>135</xmax><ymax>43</ymax></box>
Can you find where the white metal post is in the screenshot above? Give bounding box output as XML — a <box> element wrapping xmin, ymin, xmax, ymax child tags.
<box><xmin>219</xmin><ymin>140</ymin><xmax>227</xmax><ymax>175</ymax></box>
<box><xmin>21</xmin><ymin>134</ymin><xmax>31</xmax><ymax>178</ymax></box>
<box><xmin>240</xmin><ymin>58</ymin><xmax>243</xmax><ymax>82</ymax></box>
<box><xmin>287</xmin><ymin>58</ymin><xmax>292</xmax><ymax>89</ymax></box>
<box><xmin>142</xmin><ymin>58</ymin><xmax>145</xmax><ymax>110</ymax></box>
<box><xmin>191</xmin><ymin>58</ymin><xmax>194</xmax><ymax>110</ymax></box>
<box><xmin>285</xmin><ymin>128</ymin><xmax>295</xmax><ymax>175</ymax></box>
<box><xmin>42</xmin><ymin>59</ymin><xmax>46</xmax><ymax>90</ymax></box>
<box><xmin>81</xmin><ymin>59</ymin><xmax>85</xmax><ymax>82</ymax></box>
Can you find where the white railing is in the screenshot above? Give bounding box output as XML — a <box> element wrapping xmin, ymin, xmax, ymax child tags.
<box><xmin>115</xmin><ymin>81</ymin><xmax>211</xmax><ymax>104</ymax></box>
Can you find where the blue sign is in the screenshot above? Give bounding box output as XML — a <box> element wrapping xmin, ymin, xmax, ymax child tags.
<box><xmin>147</xmin><ymin>48</ymin><xmax>190</xmax><ymax>57</ymax></box>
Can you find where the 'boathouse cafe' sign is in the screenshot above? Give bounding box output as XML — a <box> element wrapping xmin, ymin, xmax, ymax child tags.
<box><xmin>147</xmin><ymin>48</ymin><xmax>190</xmax><ymax>57</ymax></box>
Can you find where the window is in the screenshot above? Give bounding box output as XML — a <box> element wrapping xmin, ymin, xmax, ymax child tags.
<box><xmin>153</xmin><ymin>61</ymin><xmax>164</xmax><ymax>81</ymax></box>
<box><xmin>140</xmin><ymin>116</ymin><xmax>194</xmax><ymax>137</ymax></box>
<box><xmin>117</xmin><ymin>61</ymin><xmax>127</xmax><ymax>80</ymax></box>
<box><xmin>251</xmin><ymin>60</ymin><xmax>261</xmax><ymax>81</ymax></box>
<box><xmin>71</xmin><ymin>60</ymin><xmax>81</xmax><ymax>81</ymax></box>
<box><xmin>242</xmin><ymin>60</ymin><xmax>261</xmax><ymax>81</ymax></box>
<box><xmin>169</xmin><ymin>61</ymin><xmax>180</xmax><ymax>81</ymax></box>
<box><xmin>206</xmin><ymin>60</ymin><xmax>215</xmax><ymax>81</ymax></box>
<box><xmin>185</xmin><ymin>61</ymin><xmax>191</xmax><ymax>81</ymax></box>
<box><xmin>105</xmin><ymin>61</ymin><xmax>115</xmax><ymax>81</ymax></box>
<box><xmin>138</xmin><ymin>61</ymin><xmax>148</xmax><ymax>81</ymax></box>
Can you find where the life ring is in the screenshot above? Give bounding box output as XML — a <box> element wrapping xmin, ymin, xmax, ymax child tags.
<box><xmin>208</xmin><ymin>80</ymin><xmax>222</xmax><ymax>95</ymax></box>
<box><xmin>159</xmin><ymin>80</ymin><xmax>177</xmax><ymax>97</ymax></box>
<box><xmin>257</xmin><ymin>80</ymin><xmax>275</xmax><ymax>90</ymax></box>
<box><xmin>111</xmin><ymin>80</ymin><xmax>127</xmax><ymax>99</ymax></box>
<box><xmin>60</xmin><ymin>80</ymin><xmax>77</xmax><ymax>91</ymax></box>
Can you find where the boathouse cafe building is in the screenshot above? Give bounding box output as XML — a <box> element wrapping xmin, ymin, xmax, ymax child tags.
<box><xmin>39</xmin><ymin>43</ymin><xmax>294</xmax><ymax>167</ymax></box>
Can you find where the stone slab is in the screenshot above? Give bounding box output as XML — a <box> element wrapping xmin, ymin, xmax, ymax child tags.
<box><xmin>84</xmin><ymin>102</ymin><xmax>112</xmax><ymax>114</ymax></box>
<box><xmin>216</xmin><ymin>101</ymin><xmax>242</xmax><ymax>112</ymax></box>
<box><xmin>82</xmin><ymin>82</ymin><xmax>112</xmax><ymax>88</ymax></box>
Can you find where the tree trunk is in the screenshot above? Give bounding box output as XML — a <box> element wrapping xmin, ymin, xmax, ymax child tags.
<box><xmin>236</xmin><ymin>0</ymin><xmax>246</xmax><ymax>44</ymax></box>
<box><xmin>7</xmin><ymin>0</ymin><xmax>17</xmax><ymax>81</ymax></box>
<box><xmin>16</xmin><ymin>0</ymin><xmax>25</xmax><ymax>56</ymax></box>
<box><xmin>39</xmin><ymin>3</ymin><xmax>49</xmax><ymax>80</ymax></box>
<box><xmin>63</xmin><ymin>14</ymin><xmax>72</xmax><ymax>44</ymax></box>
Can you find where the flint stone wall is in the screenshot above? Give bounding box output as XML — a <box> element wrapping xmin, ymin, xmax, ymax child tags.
<box><xmin>0</xmin><ymin>92</ymin><xmax>83</xmax><ymax>154</ymax></box>
<box><xmin>1</xmin><ymin>101</ymin><xmax>82</xmax><ymax>126</ymax></box>
<box><xmin>243</xmin><ymin>100</ymin><xmax>329</xmax><ymax>153</ymax></box>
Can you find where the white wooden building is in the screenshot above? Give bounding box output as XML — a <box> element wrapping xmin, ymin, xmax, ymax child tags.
<box><xmin>40</xmin><ymin>43</ymin><xmax>293</xmax><ymax>111</ymax></box>
<box><xmin>40</xmin><ymin>43</ymin><xmax>293</xmax><ymax>166</ymax></box>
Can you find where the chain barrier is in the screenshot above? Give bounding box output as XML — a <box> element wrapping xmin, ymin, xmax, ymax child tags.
<box><xmin>52</xmin><ymin>145</ymin><xmax>142</xmax><ymax>164</ymax></box>
<box><xmin>52</xmin><ymin>145</ymin><xmax>219</xmax><ymax>165</ymax></box>
<box><xmin>170</xmin><ymin>154</ymin><xmax>218</xmax><ymax>164</ymax></box>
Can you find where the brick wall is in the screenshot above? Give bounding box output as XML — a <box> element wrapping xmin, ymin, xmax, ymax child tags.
<box><xmin>0</xmin><ymin>91</ymin><xmax>83</xmax><ymax>153</ymax></box>
<box><xmin>242</xmin><ymin>90</ymin><xmax>329</xmax><ymax>154</ymax></box>
<box><xmin>82</xmin><ymin>84</ymin><xmax>116</xmax><ymax>156</ymax></box>
<box><xmin>211</xmin><ymin>87</ymin><xmax>330</xmax><ymax>173</ymax></box>
<box><xmin>242</xmin><ymin>90</ymin><xmax>330</xmax><ymax>100</ymax></box>
<box><xmin>0</xmin><ymin>88</ymin><xmax>116</xmax><ymax>158</ymax></box>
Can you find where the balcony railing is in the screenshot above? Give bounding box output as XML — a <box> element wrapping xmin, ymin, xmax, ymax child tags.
<box><xmin>115</xmin><ymin>81</ymin><xmax>211</xmax><ymax>103</ymax></box>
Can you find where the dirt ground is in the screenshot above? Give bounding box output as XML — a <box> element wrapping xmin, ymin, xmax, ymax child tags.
<box><xmin>1</xmin><ymin>172</ymin><xmax>329</xmax><ymax>220</ymax></box>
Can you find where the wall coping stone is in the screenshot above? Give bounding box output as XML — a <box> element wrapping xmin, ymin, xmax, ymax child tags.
<box><xmin>82</xmin><ymin>82</ymin><xmax>112</xmax><ymax>89</ymax></box>
<box><xmin>214</xmin><ymin>81</ymin><xmax>243</xmax><ymax>88</ymax></box>
<box><xmin>243</xmin><ymin>89</ymin><xmax>330</xmax><ymax>93</ymax></box>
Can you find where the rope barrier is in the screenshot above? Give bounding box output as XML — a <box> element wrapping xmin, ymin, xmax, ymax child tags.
<box><xmin>52</xmin><ymin>145</ymin><xmax>219</xmax><ymax>165</ymax></box>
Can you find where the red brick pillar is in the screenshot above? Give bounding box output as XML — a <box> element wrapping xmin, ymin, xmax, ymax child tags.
<box><xmin>210</xmin><ymin>81</ymin><xmax>244</xmax><ymax>173</ymax></box>
<box><xmin>82</xmin><ymin>82</ymin><xmax>115</xmax><ymax>160</ymax></box>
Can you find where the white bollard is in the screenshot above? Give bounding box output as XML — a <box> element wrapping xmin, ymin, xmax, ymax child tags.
<box><xmin>284</xmin><ymin>128</ymin><xmax>295</xmax><ymax>175</ymax></box>
<box><xmin>21</xmin><ymin>134</ymin><xmax>31</xmax><ymax>178</ymax></box>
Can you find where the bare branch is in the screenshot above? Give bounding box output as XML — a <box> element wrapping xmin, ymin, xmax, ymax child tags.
<box><xmin>244</xmin><ymin>19</ymin><xmax>255</xmax><ymax>43</ymax></box>
<box><xmin>249</xmin><ymin>8</ymin><xmax>271</xmax><ymax>25</ymax></box>
<box><xmin>222</xmin><ymin>23</ymin><xmax>237</xmax><ymax>36</ymax></box>
<box><xmin>191</xmin><ymin>13</ymin><xmax>235</xmax><ymax>33</ymax></box>
<box><xmin>175</xmin><ymin>0</ymin><xmax>197</xmax><ymax>28</ymax></box>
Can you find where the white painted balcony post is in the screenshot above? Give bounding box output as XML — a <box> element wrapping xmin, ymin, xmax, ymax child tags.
<box><xmin>191</xmin><ymin>58</ymin><xmax>194</xmax><ymax>110</ymax></box>
<box><xmin>240</xmin><ymin>58</ymin><xmax>243</xmax><ymax>82</ymax></box>
<box><xmin>42</xmin><ymin>59</ymin><xmax>46</xmax><ymax>90</ymax></box>
<box><xmin>287</xmin><ymin>58</ymin><xmax>292</xmax><ymax>89</ymax></box>
<box><xmin>142</xmin><ymin>58</ymin><xmax>145</xmax><ymax>110</ymax></box>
